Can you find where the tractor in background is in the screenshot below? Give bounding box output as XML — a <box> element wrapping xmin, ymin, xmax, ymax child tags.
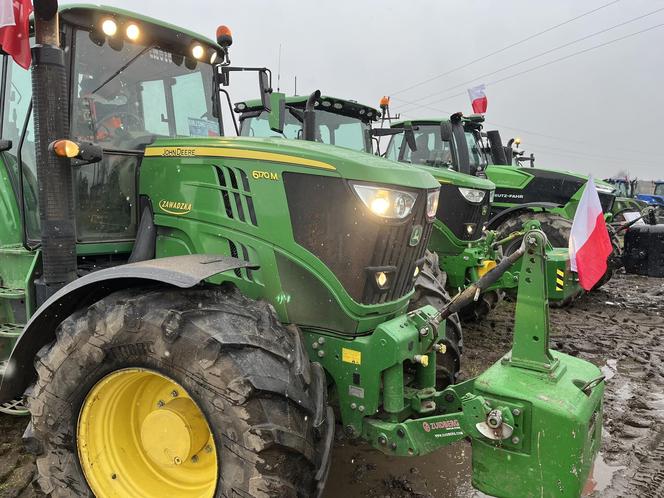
<box><xmin>0</xmin><ymin>4</ymin><xmax>605</xmax><ymax>497</ymax></box>
<box><xmin>468</xmin><ymin>123</ymin><xmax>622</xmax><ymax>288</ymax></box>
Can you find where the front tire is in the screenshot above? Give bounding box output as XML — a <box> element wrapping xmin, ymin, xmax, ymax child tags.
<box><xmin>409</xmin><ymin>251</ymin><xmax>463</xmax><ymax>387</ymax></box>
<box><xmin>26</xmin><ymin>285</ymin><xmax>333</xmax><ymax>498</ymax></box>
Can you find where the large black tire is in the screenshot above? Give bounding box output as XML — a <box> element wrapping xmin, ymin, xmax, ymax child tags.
<box><xmin>494</xmin><ymin>212</ymin><xmax>577</xmax><ymax>306</ymax></box>
<box><xmin>494</xmin><ymin>211</ymin><xmax>572</xmax><ymax>250</ymax></box>
<box><xmin>409</xmin><ymin>251</ymin><xmax>462</xmax><ymax>387</ymax></box>
<box><xmin>25</xmin><ymin>285</ymin><xmax>333</xmax><ymax>498</ymax></box>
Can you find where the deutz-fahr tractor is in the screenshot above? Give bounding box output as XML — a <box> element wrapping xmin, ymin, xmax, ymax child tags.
<box><xmin>463</xmin><ymin>121</ymin><xmax>622</xmax><ymax>288</ymax></box>
<box><xmin>0</xmin><ymin>4</ymin><xmax>605</xmax><ymax>497</ymax></box>
<box><xmin>234</xmin><ymin>95</ymin><xmax>582</xmax><ymax>311</ymax></box>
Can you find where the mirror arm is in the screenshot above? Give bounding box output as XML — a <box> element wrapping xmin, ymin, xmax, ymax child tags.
<box><xmin>219</xmin><ymin>88</ymin><xmax>239</xmax><ymax>135</ymax></box>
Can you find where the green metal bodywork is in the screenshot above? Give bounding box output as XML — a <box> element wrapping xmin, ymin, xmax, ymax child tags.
<box><xmin>141</xmin><ymin>137</ymin><xmax>438</xmax><ymax>333</ymax></box>
<box><xmin>0</xmin><ymin>5</ymin><xmax>605</xmax><ymax>496</ymax></box>
<box><xmin>485</xmin><ymin>164</ymin><xmax>616</xmax><ymax>220</ymax></box>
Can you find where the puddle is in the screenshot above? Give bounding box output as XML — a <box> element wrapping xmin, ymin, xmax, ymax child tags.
<box><xmin>582</xmin><ymin>452</ymin><xmax>625</xmax><ymax>496</ymax></box>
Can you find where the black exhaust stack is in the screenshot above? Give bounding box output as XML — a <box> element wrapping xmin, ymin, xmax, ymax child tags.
<box><xmin>33</xmin><ymin>0</ymin><xmax>77</xmax><ymax>300</ymax></box>
<box><xmin>486</xmin><ymin>130</ymin><xmax>508</xmax><ymax>165</ymax></box>
<box><xmin>303</xmin><ymin>90</ymin><xmax>321</xmax><ymax>142</ymax></box>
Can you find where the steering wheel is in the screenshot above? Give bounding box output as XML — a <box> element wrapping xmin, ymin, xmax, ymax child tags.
<box><xmin>95</xmin><ymin>111</ymin><xmax>144</xmax><ymax>140</ymax></box>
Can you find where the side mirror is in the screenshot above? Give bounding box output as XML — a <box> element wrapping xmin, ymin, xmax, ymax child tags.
<box><xmin>440</xmin><ymin>121</ymin><xmax>453</xmax><ymax>142</ymax></box>
<box><xmin>268</xmin><ymin>92</ymin><xmax>286</xmax><ymax>133</ymax></box>
<box><xmin>259</xmin><ymin>70</ymin><xmax>272</xmax><ymax>112</ymax></box>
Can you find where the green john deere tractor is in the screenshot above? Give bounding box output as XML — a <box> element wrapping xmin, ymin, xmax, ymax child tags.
<box><xmin>0</xmin><ymin>4</ymin><xmax>605</xmax><ymax>497</ymax></box>
<box><xmin>382</xmin><ymin>114</ymin><xmax>583</xmax><ymax>307</ymax></box>
<box><xmin>235</xmin><ymin>95</ymin><xmax>581</xmax><ymax>311</ymax></box>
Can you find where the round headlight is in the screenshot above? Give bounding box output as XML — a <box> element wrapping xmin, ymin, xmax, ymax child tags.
<box><xmin>126</xmin><ymin>24</ymin><xmax>140</xmax><ymax>41</ymax></box>
<box><xmin>101</xmin><ymin>19</ymin><xmax>118</xmax><ymax>36</ymax></box>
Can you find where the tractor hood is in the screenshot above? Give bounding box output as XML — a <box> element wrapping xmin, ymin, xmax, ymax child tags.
<box><xmin>523</xmin><ymin>166</ymin><xmax>615</xmax><ymax>193</ymax></box>
<box><xmin>145</xmin><ymin>136</ymin><xmax>440</xmax><ymax>190</ymax></box>
<box><xmin>420</xmin><ymin>165</ymin><xmax>495</xmax><ymax>191</ymax></box>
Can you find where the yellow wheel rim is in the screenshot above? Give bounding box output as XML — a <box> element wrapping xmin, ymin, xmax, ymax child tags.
<box><xmin>77</xmin><ymin>368</ymin><xmax>218</xmax><ymax>498</ymax></box>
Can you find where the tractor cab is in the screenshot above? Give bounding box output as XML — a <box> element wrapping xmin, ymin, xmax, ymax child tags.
<box><xmin>235</xmin><ymin>94</ymin><xmax>378</xmax><ymax>153</ymax></box>
<box><xmin>4</xmin><ymin>5</ymin><xmax>222</xmax><ymax>254</ymax></box>
<box><xmin>384</xmin><ymin>115</ymin><xmax>486</xmax><ymax>177</ymax></box>
<box><xmin>655</xmin><ymin>181</ymin><xmax>664</xmax><ymax>196</ymax></box>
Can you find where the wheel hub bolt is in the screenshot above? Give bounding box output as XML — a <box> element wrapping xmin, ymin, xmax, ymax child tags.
<box><xmin>171</xmin><ymin>390</ymin><xmax>179</xmax><ymax>398</ymax></box>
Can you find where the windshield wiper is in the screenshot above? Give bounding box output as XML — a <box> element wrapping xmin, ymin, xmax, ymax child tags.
<box><xmin>91</xmin><ymin>45</ymin><xmax>153</xmax><ymax>95</ymax></box>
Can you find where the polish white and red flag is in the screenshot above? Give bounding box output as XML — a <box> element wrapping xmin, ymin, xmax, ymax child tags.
<box><xmin>467</xmin><ymin>84</ymin><xmax>487</xmax><ymax>114</ymax></box>
<box><xmin>569</xmin><ymin>176</ymin><xmax>613</xmax><ymax>290</ymax></box>
<box><xmin>0</xmin><ymin>0</ymin><xmax>33</xmax><ymax>69</ymax></box>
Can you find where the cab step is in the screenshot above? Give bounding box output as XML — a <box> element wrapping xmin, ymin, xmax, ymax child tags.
<box><xmin>0</xmin><ymin>287</ymin><xmax>26</xmax><ymax>300</ymax></box>
<box><xmin>0</xmin><ymin>322</ymin><xmax>23</xmax><ymax>337</ymax></box>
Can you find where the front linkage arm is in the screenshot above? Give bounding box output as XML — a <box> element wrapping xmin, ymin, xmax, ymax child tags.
<box><xmin>361</xmin><ymin>229</ymin><xmax>605</xmax><ymax>498</ymax></box>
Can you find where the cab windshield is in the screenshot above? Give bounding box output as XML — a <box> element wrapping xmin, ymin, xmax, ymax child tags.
<box><xmin>240</xmin><ymin>108</ymin><xmax>371</xmax><ymax>153</ymax></box>
<box><xmin>655</xmin><ymin>183</ymin><xmax>664</xmax><ymax>196</ymax></box>
<box><xmin>385</xmin><ymin>125</ymin><xmax>453</xmax><ymax>168</ymax></box>
<box><xmin>71</xmin><ymin>29</ymin><xmax>218</xmax><ymax>151</ymax></box>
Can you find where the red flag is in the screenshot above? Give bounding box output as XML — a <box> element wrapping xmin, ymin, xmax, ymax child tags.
<box><xmin>569</xmin><ymin>176</ymin><xmax>613</xmax><ymax>290</ymax></box>
<box><xmin>467</xmin><ymin>84</ymin><xmax>487</xmax><ymax>114</ymax></box>
<box><xmin>0</xmin><ymin>0</ymin><xmax>33</xmax><ymax>69</ymax></box>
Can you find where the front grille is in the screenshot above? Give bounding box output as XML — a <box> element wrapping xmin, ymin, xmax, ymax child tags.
<box><xmin>436</xmin><ymin>184</ymin><xmax>491</xmax><ymax>241</ymax></box>
<box><xmin>598</xmin><ymin>192</ymin><xmax>615</xmax><ymax>213</ymax></box>
<box><xmin>283</xmin><ymin>173</ymin><xmax>432</xmax><ymax>305</ymax></box>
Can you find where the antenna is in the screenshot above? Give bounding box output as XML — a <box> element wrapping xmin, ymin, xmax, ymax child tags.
<box><xmin>277</xmin><ymin>43</ymin><xmax>282</xmax><ymax>92</ymax></box>
<box><xmin>294</xmin><ymin>75</ymin><xmax>297</xmax><ymax>95</ymax></box>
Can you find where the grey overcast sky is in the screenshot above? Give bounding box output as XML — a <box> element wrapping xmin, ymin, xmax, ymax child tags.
<box><xmin>64</xmin><ymin>0</ymin><xmax>663</xmax><ymax>179</ymax></box>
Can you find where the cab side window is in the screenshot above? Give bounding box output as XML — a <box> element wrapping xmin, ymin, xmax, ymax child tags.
<box><xmin>2</xmin><ymin>57</ymin><xmax>40</xmax><ymax>240</ymax></box>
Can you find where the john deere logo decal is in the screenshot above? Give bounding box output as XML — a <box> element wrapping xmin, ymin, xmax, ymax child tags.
<box><xmin>409</xmin><ymin>225</ymin><xmax>423</xmax><ymax>246</ymax></box>
<box><xmin>159</xmin><ymin>199</ymin><xmax>192</xmax><ymax>215</ymax></box>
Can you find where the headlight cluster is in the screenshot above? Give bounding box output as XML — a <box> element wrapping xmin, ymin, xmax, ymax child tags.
<box><xmin>426</xmin><ymin>190</ymin><xmax>439</xmax><ymax>219</ymax></box>
<box><xmin>353</xmin><ymin>184</ymin><xmax>417</xmax><ymax>219</ymax></box>
<box><xmin>458</xmin><ymin>187</ymin><xmax>486</xmax><ymax>204</ymax></box>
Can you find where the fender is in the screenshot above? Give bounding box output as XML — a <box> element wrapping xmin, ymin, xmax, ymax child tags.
<box><xmin>487</xmin><ymin>202</ymin><xmax>562</xmax><ymax>229</ymax></box>
<box><xmin>0</xmin><ymin>254</ymin><xmax>257</xmax><ymax>402</ymax></box>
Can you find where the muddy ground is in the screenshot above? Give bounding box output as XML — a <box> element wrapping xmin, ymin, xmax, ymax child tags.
<box><xmin>0</xmin><ymin>272</ymin><xmax>662</xmax><ymax>497</ymax></box>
